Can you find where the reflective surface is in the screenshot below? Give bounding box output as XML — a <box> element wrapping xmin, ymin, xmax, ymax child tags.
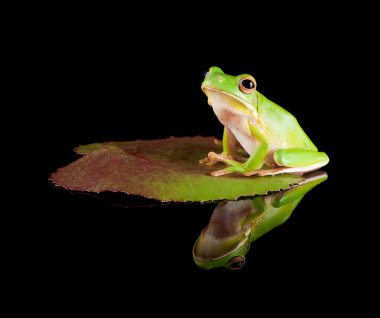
<box><xmin>48</xmin><ymin>170</ymin><xmax>328</xmax><ymax>274</ymax></box>
<box><xmin>193</xmin><ymin>171</ymin><xmax>327</xmax><ymax>270</ymax></box>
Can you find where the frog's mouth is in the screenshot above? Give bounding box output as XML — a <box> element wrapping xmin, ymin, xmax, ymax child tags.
<box><xmin>202</xmin><ymin>86</ymin><xmax>258</xmax><ymax>118</ymax></box>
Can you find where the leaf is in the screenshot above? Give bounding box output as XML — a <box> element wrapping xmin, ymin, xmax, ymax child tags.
<box><xmin>50</xmin><ymin>136</ymin><xmax>304</xmax><ymax>202</ymax></box>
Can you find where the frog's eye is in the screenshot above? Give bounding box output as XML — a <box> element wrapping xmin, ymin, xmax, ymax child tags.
<box><xmin>238</xmin><ymin>76</ymin><xmax>257</xmax><ymax>94</ymax></box>
<box><xmin>226</xmin><ymin>255</ymin><xmax>245</xmax><ymax>270</ymax></box>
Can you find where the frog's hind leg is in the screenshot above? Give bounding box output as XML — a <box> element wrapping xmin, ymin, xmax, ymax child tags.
<box><xmin>245</xmin><ymin>148</ymin><xmax>329</xmax><ymax>176</ymax></box>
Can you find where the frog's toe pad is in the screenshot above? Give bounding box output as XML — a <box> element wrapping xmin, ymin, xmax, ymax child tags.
<box><xmin>199</xmin><ymin>152</ymin><xmax>219</xmax><ymax>165</ymax></box>
<box><xmin>199</xmin><ymin>157</ymin><xmax>211</xmax><ymax>164</ymax></box>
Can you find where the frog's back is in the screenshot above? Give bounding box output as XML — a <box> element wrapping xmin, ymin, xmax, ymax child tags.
<box><xmin>256</xmin><ymin>92</ymin><xmax>317</xmax><ymax>151</ymax></box>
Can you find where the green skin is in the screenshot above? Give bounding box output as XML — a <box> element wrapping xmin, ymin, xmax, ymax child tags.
<box><xmin>193</xmin><ymin>171</ymin><xmax>327</xmax><ymax>270</ymax></box>
<box><xmin>201</xmin><ymin>66</ymin><xmax>329</xmax><ymax>177</ymax></box>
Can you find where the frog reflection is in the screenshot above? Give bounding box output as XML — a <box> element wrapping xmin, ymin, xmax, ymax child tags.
<box><xmin>193</xmin><ymin>171</ymin><xmax>327</xmax><ymax>270</ymax></box>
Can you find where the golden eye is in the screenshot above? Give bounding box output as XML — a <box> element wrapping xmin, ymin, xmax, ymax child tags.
<box><xmin>226</xmin><ymin>255</ymin><xmax>245</xmax><ymax>270</ymax></box>
<box><xmin>238</xmin><ymin>76</ymin><xmax>257</xmax><ymax>94</ymax></box>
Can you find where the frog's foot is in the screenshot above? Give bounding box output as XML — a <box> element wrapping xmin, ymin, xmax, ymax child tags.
<box><xmin>243</xmin><ymin>162</ymin><xmax>327</xmax><ymax>177</ymax></box>
<box><xmin>210</xmin><ymin>162</ymin><xmax>246</xmax><ymax>177</ymax></box>
<box><xmin>242</xmin><ymin>168</ymin><xmax>288</xmax><ymax>176</ymax></box>
<box><xmin>199</xmin><ymin>152</ymin><xmax>239</xmax><ymax>166</ymax></box>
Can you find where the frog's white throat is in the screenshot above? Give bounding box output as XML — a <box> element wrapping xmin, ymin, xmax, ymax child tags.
<box><xmin>202</xmin><ymin>87</ymin><xmax>258</xmax><ymax>118</ymax></box>
<box><xmin>203</xmin><ymin>87</ymin><xmax>258</xmax><ymax>155</ymax></box>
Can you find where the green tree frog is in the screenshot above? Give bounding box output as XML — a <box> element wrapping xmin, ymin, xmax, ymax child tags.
<box><xmin>193</xmin><ymin>171</ymin><xmax>327</xmax><ymax>270</ymax></box>
<box><xmin>200</xmin><ymin>66</ymin><xmax>329</xmax><ymax>176</ymax></box>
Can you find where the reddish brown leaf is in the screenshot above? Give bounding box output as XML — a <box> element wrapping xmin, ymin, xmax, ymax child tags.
<box><xmin>50</xmin><ymin>136</ymin><xmax>303</xmax><ymax>202</ymax></box>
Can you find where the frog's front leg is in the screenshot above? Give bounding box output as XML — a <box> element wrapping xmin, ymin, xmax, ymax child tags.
<box><xmin>212</xmin><ymin>142</ymin><xmax>269</xmax><ymax>176</ymax></box>
<box><xmin>211</xmin><ymin>123</ymin><xmax>269</xmax><ymax>177</ymax></box>
<box><xmin>200</xmin><ymin>127</ymin><xmax>239</xmax><ymax>166</ymax></box>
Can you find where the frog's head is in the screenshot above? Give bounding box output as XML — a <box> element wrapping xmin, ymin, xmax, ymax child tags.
<box><xmin>193</xmin><ymin>233</ymin><xmax>250</xmax><ymax>270</ymax></box>
<box><xmin>201</xmin><ymin>66</ymin><xmax>258</xmax><ymax>118</ymax></box>
<box><xmin>192</xmin><ymin>200</ymin><xmax>253</xmax><ymax>270</ymax></box>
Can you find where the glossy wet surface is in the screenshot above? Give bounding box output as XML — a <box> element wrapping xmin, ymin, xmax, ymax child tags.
<box><xmin>47</xmin><ymin>169</ymin><xmax>347</xmax><ymax>280</ymax></box>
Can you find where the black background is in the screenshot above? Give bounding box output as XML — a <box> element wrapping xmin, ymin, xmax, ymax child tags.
<box><xmin>46</xmin><ymin>9</ymin><xmax>372</xmax><ymax>308</ymax></box>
